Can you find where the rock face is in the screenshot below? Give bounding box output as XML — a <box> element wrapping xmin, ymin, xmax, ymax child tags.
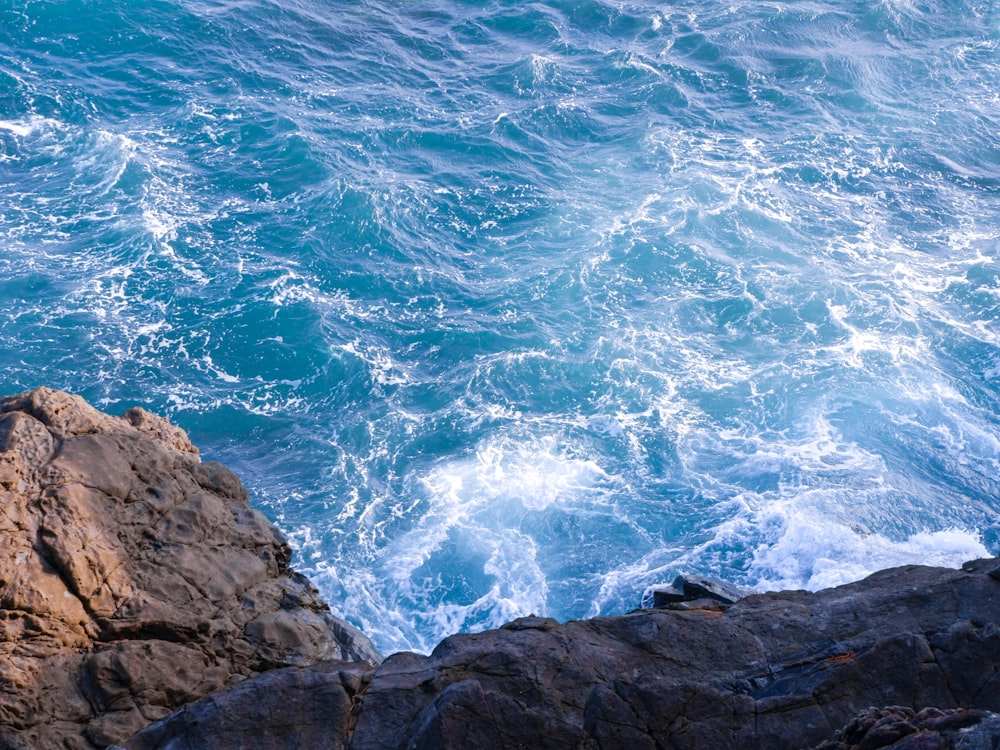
<box><xmin>113</xmin><ymin>662</ymin><xmax>372</xmax><ymax>750</ymax></box>
<box><xmin>346</xmin><ymin>560</ymin><xmax>1000</xmax><ymax>749</ymax></box>
<box><xmin>122</xmin><ymin>559</ymin><xmax>1000</xmax><ymax>750</ymax></box>
<box><xmin>0</xmin><ymin>388</ymin><xmax>378</xmax><ymax>749</ymax></box>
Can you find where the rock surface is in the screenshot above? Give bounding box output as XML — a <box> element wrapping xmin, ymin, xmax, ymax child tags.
<box><xmin>813</xmin><ymin>706</ymin><xmax>1000</xmax><ymax>750</ymax></box>
<box><xmin>346</xmin><ymin>559</ymin><xmax>1000</xmax><ymax>749</ymax></box>
<box><xmin>120</xmin><ymin>559</ymin><xmax>1000</xmax><ymax>749</ymax></box>
<box><xmin>113</xmin><ymin>661</ymin><xmax>371</xmax><ymax>750</ymax></box>
<box><xmin>0</xmin><ymin>388</ymin><xmax>378</xmax><ymax>749</ymax></box>
<box><xmin>644</xmin><ymin>573</ymin><xmax>751</xmax><ymax>607</ymax></box>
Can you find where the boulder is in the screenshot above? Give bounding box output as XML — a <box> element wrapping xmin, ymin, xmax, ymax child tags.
<box><xmin>0</xmin><ymin>387</ymin><xmax>378</xmax><ymax>749</ymax></box>
<box><xmin>644</xmin><ymin>573</ymin><xmax>751</xmax><ymax>607</ymax></box>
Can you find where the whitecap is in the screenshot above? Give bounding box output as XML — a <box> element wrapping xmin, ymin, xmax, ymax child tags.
<box><xmin>747</xmin><ymin>509</ymin><xmax>988</xmax><ymax>591</ymax></box>
<box><xmin>0</xmin><ymin>119</ymin><xmax>33</xmax><ymax>137</ymax></box>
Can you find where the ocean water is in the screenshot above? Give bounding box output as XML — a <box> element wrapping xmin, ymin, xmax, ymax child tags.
<box><xmin>2</xmin><ymin>0</ymin><xmax>999</xmax><ymax>655</ymax></box>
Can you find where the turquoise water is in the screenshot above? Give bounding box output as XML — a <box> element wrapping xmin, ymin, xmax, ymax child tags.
<box><xmin>2</xmin><ymin>0</ymin><xmax>999</xmax><ymax>654</ymax></box>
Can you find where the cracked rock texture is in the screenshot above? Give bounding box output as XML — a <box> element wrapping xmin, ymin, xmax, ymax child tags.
<box><xmin>123</xmin><ymin>559</ymin><xmax>1000</xmax><ymax>749</ymax></box>
<box><xmin>0</xmin><ymin>387</ymin><xmax>378</xmax><ymax>749</ymax></box>
<box><xmin>347</xmin><ymin>560</ymin><xmax>1000</xmax><ymax>750</ymax></box>
<box><xmin>813</xmin><ymin>706</ymin><xmax>1000</xmax><ymax>749</ymax></box>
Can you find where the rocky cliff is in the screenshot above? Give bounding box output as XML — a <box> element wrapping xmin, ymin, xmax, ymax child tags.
<box><xmin>0</xmin><ymin>388</ymin><xmax>377</xmax><ymax>749</ymax></box>
<box><xmin>121</xmin><ymin>561</ymin><xmax>1000</xmax><ymax>750</ymax></box>
<box><xmin>2</xmin><ymin>389</ymin><xmax>999</xmax><ymax>750</ymax></box>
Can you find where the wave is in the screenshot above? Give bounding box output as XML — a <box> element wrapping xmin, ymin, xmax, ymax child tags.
<box><xmin>1</xmin><ymin>0</ymin><xmax>999</xmax><ymax>654</ymax></box>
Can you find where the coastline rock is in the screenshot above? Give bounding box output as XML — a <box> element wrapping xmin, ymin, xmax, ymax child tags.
<box><xmin>812</xmin><ymin>706</ymin><xmax>1000</xmax><ymax>750</ymax></box>
<box><xmin>112</xmin><ymin>661</ymin><xmax>371</xmax><ymax>750</ymax></box>
<box><xmin>123</xmin><ymin>558</ymin><xmax>1000</xmax><ymax>750</ymax></box>
<box><xmin>344</xmin><ymin>558</ymin><xmax>1000</xmax><ymax>749</ymax></box>
<box><xmin>0</xmin><ymin>388</ymin><xmax>378</xmax><ymax>749</ymax></box>
<box><xmin>644</xmin><ymin>573</ymin><xmax>751</xmax><ymax>607</ymax></box>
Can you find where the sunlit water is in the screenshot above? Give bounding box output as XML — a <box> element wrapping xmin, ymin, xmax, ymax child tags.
<box><xmin>2</xmin><ymin>0</ymin><xmax>999</xmax><ymax>654</ymax></box>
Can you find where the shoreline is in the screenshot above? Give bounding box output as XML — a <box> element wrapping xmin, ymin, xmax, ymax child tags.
<box><xmin>1</xmin><ymin>388</ymin><xmax>998</xmax><ymax>749</ymax></box>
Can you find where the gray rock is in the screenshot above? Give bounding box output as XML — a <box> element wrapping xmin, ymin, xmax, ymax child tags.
<box><xmin>122</xmin><ymin>557</ymin><xmax>1000</xmax><ymax>750</ymax></box>
<box><xmin>644</xmin><ymin>573</ymin><xmax>751</xmax><ymax>607</ymax></box>
<box><xmin>812</xmin><ymin>706</ymin><xmax>1000</xmax><ymax>750</ymax></box>
<box><xmin>111</xmin><ymin>661</ymin><xmax>371</xmax><ymax>750</ymax></box>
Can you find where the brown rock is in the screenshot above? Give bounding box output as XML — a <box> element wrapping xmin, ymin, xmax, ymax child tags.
<box><xmin>0</xmin><ymin>387</ymin><xmax>379</xmax><ymax>749</ymax></box>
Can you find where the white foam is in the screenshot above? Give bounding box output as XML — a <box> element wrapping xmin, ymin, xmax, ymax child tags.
<box><xmin>337</xmin><ymin>340</ymin><xmax>412</xmax><ymax>386</ymax></box>
<box><xmin>0</xmin><ymin>119</ymin><xmax>33</xmax><ymax>137</ymax></box>
<box><xmin>747</xmin><ymin>507</ymin><xmax>988</xmax><ymax>591</ymax></box>
<box><xmin>619</xmin><ymin>53</ymin><xmax>664</xmax><ymax>79</ymax></box>
<box><xmin>197</xmin><ymin>354</ymin><xmax>241</xmax><ymax>384</ymax></box>
<box><xmin>529</xmin><ymin>54</ymin><xmax>556</xmax><ymax>81</ymax></box>
<box><xmin>606</xmin><ymin>493</ymin><xmax>990</xmax><ymax>619</ymax></box>
<box><xmin>0</xmin><ymin>115</ymin><xmax>62</xmax><ymax>139</ymax></box>
<box><xmin>339</xmin><ymin>432</ymin><xmax>620</xmax><ymax>650</ymax></box>
<box><xmin>465</xmin><ymin>436</ymin><xmax>611</xmax><ymax>511</ymax></box>
<box><xmin>824</xmin><ymin>301</ymin><xmax>928</xmax><ymax>369</ymax></box>
<box><xmin>393</xmin><ymin>434</ymin><xmax>613</xmax><ymax>557</ymax></box>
